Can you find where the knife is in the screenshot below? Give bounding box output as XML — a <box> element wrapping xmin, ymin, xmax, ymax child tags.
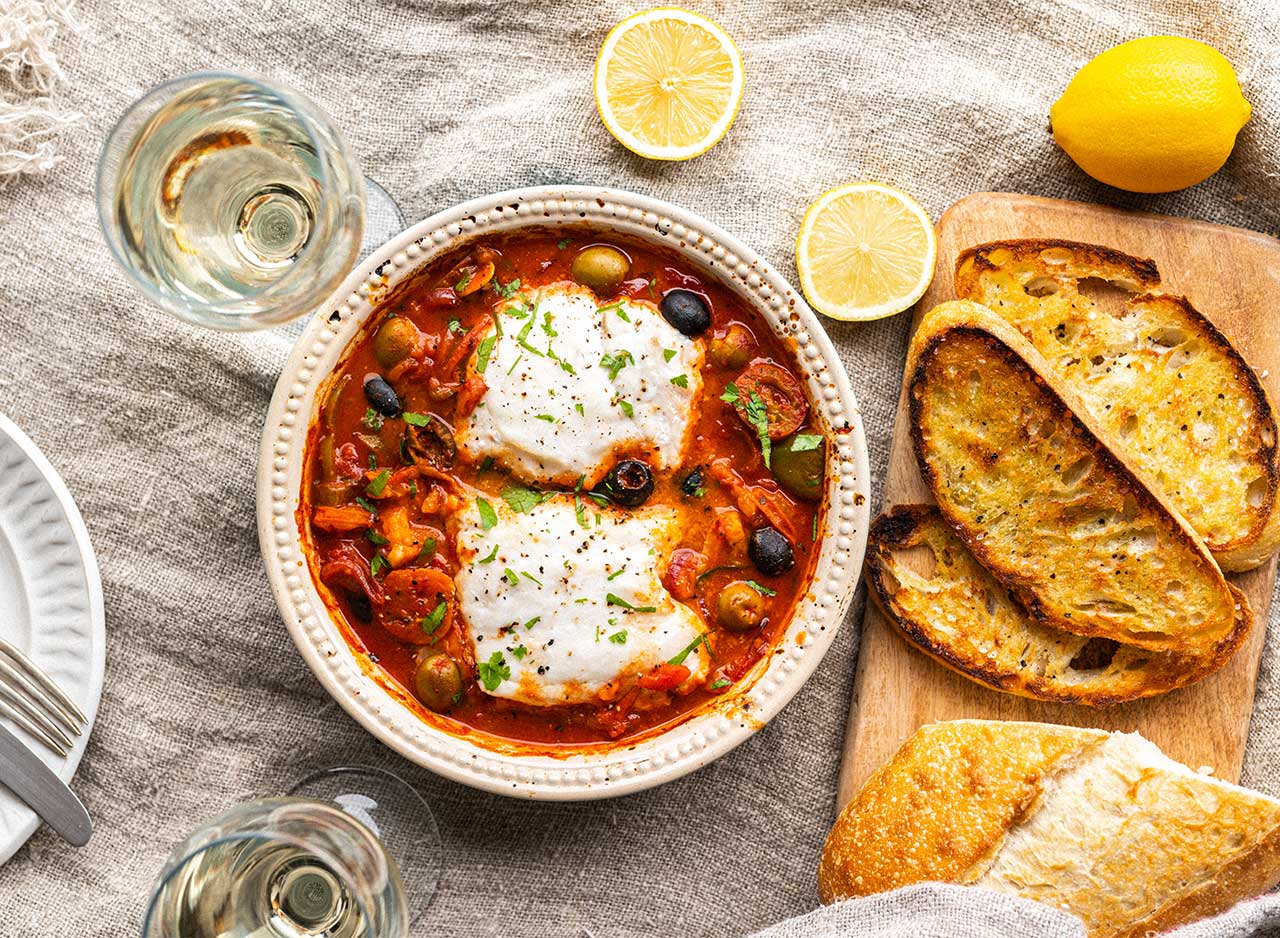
<box><xmin>0</xmin><ymin>722</ymin><xmax>91</xmax><ymax>846</ymax></box>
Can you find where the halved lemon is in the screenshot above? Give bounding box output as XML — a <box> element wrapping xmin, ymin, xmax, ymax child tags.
<box><xmin>594</xmin><ymin>7</ymin><xmax>744</xmax><ymax>161</ymax></box>
<box><xmin>796</xmin><ymin>183</ymin><xmax>937</xmax><ymax>321</ymax></box>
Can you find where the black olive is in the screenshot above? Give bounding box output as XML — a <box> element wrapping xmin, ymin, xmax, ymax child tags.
<box><xmin>681</xmin><ymin>466</ymin><xmax>705</xmax><ymax>497</ymax></box>
<box><xmin>600</xmin><ymin>459</ymin><xmax>654</xmax><ymax>507</ymax></box>
<box><xmin>660</xmin><ymin>289</ymin><xmax>711</xmax><ymax>336</ymax></box>
<box><xmin>749</xmin><ymin>526</ymin><xmax>794</xmax><ymax>576</ymax></box>
<box><xmin>363</xmin><ymin>374</ymin><xmax>401</xmax><ymax>417</ymax></box>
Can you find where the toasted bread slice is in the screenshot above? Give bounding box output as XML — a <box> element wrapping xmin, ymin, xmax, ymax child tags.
<box><xmin>866</xmin><ymin>505</ymin><xmax>1251</xmax><ymax>706</ymax></box>
<box><xmin>908</xmin><ymin>301</ymin><xmax>1245</xmax><ymax>653</ymax></box>
<box><xmin>955</xmin><ymin>239</ymin><xmax>1280</xmax><ymax>572</ymax></box>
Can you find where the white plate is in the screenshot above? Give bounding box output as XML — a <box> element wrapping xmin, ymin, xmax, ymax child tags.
<box><xmin>0</xmin><ymin>414</ymin><xmax>105</xmax><ymax>863</ymax></box>
<box><xmin>259</xmin><ymin>186</ymin><xmax>871</xmax><ymax>799</ymax></box>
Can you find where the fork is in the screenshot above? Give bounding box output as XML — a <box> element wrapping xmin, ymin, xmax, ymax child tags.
<box><xmin>0</xmin><ymin>638</ymin><xmax>86</xmax><ymax>757</ymax></box>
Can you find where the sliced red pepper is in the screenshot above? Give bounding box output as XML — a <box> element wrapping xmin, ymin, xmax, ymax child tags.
<box><xmin>638</xmin><ymin>663</ymin><xmax>691</xmax><ymax>692</ymax></box>
<box><xmin>319</xmin><ymin>543</ymin><xmax>383</xmax><ymax>607</ymax></box>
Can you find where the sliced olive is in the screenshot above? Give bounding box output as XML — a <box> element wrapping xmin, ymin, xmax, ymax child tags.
<box><xmin>414</xmin><ymin>654</ymin><xmax>463</xmax><ymax>712</ymax></box>
<box><xmin>708</xmin><ymin>323</ymin><xmax>756</xmax><ymax>369</ymax></box>
<box><xmin>748</xmin><ymin>526</ymin><xmax>794</xmax><ymax>576</ymax></box>
<box><xmin>373</xmin><ymin>316</ymin><xmax>420</xmax><ymax>368</ymax></box>
<box><xmin>600</xmin><ymin>459</ymin><xmax>654</xmax><ymax>507</ymax></box>
<box><xmin>660</xmin><ymin>289</ymin><xmax>711</xmax><ymax>336</ymax></box>
<box><xmin>571</xmin><ymin>245</ymin><xmax>630</xmax><ymax>295</ymax></box>
<box><xmin>717</xmin><ymin>581</ymin><xmax>766</xmax><ymax>632</ymax></box>
<box><xmin>404</xmin><ymin>415</ymin><xmax>456</xmax><ymax>469</ymax></box>
<box><xmin>772</xmin><ymin>434</ymin><xmax>826</xmax><ymax>502</ymax></box>
<box><xmin>363</xmin><ymin>374</ymin><xmax>401</xmax><ymax>417</ymax></box>
<box><xmin>680</xmin><ymin>466</ymin><xmax>705</xmax><ymax>497</ymax></box>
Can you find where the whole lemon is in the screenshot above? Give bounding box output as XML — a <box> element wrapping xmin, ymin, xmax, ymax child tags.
<box><xmin>1051</xmin><ymin>36</ymin><xmax>1251</xmax><ymax>193</ymax></box>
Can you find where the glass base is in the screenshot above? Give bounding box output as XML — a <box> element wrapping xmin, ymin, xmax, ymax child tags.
<box><xmin>360</xmin><ymin>177</ymin><xmax>407</xmax><ymax>262</ymax></box>
<box><xmin>287</xmin><ymin>765</ymin><xmax>442</xmax><ymax>923</ymax></box>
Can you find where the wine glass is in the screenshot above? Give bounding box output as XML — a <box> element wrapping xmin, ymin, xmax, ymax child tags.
<box><xmin>97</xmin><ymin>72</ymin><xmax>405</xmax><ymax>331</ymax></box>
<box><xmin>141</xmin><ymin>766</ymin><xmax>442</xmax><ymax>938</ymax></box>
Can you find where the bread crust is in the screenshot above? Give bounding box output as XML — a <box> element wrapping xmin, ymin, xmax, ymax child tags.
<box><xmin>907</xmin><ymin>301</ymin><xmax>1244</xmax><ymax>653</ymax></box>
<box><xmin>955</xmin><ymin>239</ymin><xmax>1280</xmax><ymax>572</ymax></box>
<box><xmin>865</xmin><ymin>505</ymin><xmax>1251</xmax><ymax>706</ymax></box>
<box><xmin>818</xmin><ymin>720</ymin><xmax>1104</xmax><ymax>902</ymax></box>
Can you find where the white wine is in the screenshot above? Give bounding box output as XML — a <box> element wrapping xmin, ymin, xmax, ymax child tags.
<box><xmin>143</xmin><ymin>799</ymin><xmax>407</xmax><ymax>938</ymax></box>
<box><xmin>99</xmin><ymin>74</ymin><xmax>364</xmax><ymax>329</ymax></box>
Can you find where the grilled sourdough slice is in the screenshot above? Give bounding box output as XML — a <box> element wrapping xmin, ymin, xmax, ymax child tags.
<box><xmin>908</xmin><ymin>301</ymin><xmax>1244</xmax><ymax>653</ymax></box>
<box><xmin>819</xmin><ymin>720</ymin><xmax>1280</xmax><ymax>938</ymax></box>
<box><xmin>866</xmin><ymin>505</ymin><xmax>1251</xmax><ymax>706</ymax></box>
<box><xmin>955</xmin><ymin>239</ymin><xmax>1280</xmax><ymax>572</ymax></box>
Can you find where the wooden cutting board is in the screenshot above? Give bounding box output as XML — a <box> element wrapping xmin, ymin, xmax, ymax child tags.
<box><xmin>836</xmin><ymin>191</ymin><xmax>1280</xmax><ymax>809</ymax></box>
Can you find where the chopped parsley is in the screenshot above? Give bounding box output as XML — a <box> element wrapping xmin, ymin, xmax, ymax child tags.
<box><xmin>402</xmin><ymin>411</ymin><xmax>430</xmax><ymax>427</ymax></box>
<box><xmin>616</xmin><ymin>398</ymin><xmax>635</xmax><ymax>419</ymax></box>
<box><xmin>477</xmin><ymin>651</ymin><xmax>510</xmax><ymax>691</ymax></box>
<box><xmin>557</xmin><ymin>237</ymin><xmax>572</xmax><ymax>250</ymax></box>
<box><xmin>607</xmin><ymin>566</ymin><xmax>627</xmax><ymax>581</ymax></box>
<box><xmin>500</xmin><ymin>483</ymin><xmax>551</xmax><ymax>514</ymax></box>
<box><xmin>364</xmin><ymin>529</ymin><xmax>388</xmax><ymax>547</ymax></box>
<box><xmin>608</xmin><ymin>630</ymin><xmax>628</xmax><ymax>645</ymax></box>
<box><xmin>523</xmin><ymin>616</ymin><xmax>540</xmax><ymax>630</ymax></box>
<box><xmin>362</xmin><ymin>407</ymin><xmax>384</xmax><ymax>430</ymax></box>
<box><xmin>647</xmin><ymin>278</ymin><xmax>658</xmax><ymax>299</ymax></box>
<box><xmin>709</xmin><ymin>677</ymin><xmax>731</xmax><ymax>690</ymax></box>
<box><xmin>670</xmin><ymin>374</ymin><xmax>689</xmax><ymax>388</ymax></box>
<box><xmin>454</xmin><ymin>270</ymin><xmax>473</xmax><ymax>292</ymax></box>
<box><xmin>574</xmin><ymin>402</ymin><xmax>585</xmax><ymax>416</ymax></box>
<box><xmin>447</xmin><ymin>318</ymin><xmax>467</xmax><ymax>335</ymax></box>
<box><xmin>600</xmin><ymin>350</ymin><xmax>634</xmax><ymax>381</ymax></box>
<box><xmin>477</xmin><ymin>544</ymin><xmax>499</xmax><ymax>564</ymax></box>
<box><xmin>535</xmin><ymin>413</ymin><xmax>556</xmax><ymax>423</ymax></box>
<box><xmin>668</xmin><ymin>633</ymin><xmax>709</xmax><ymax>666</ymax></box>
<box><xmin>503</xmin><ymin>568</ymin><xmax>520</xmax><ymax>587</ymax></box>
<box><xmin>606</xmin><ymin>593</ymin><xmax>656</xmax><ymax>614</ymax></box>
<box><xmin>476</xmin><ymin>496</ymin><xmax>498</xmax><ymax>530</ymax></box>
<box><xmin>368</xmin><ymin>453</ymin><xmax>377</xmax><ymax>470</ymax></box>
<box><xmin>812</xmin><ymin>514</ymin><xmax>819</xmax><ymax>541</ymax></box>
<box><xmin>574</xmin><ymin>494</ymin><xmax>589</xmax><ymax>528</ymax></box>
<box><xmin>790</xmin><ymin>434</ymin><xmax>823</xmax><ymax>452</ymax></box>
<box><xmin>511</xmin><ymin>645</ymin><xmax>529</xmax><ymax>660</ymax></box>
<box><xmin>420</xmin><ymin>601</ymin><xmax>448</xmax><ymax>634</ymax></box>
<box><xmin>492</xmin><ymin>276</ymin><xmax>521</xmax><ymax>299</ymax></box>
<box><xmin>520</xmin><ymin>571</ymin><xmax>543</xmax><ymax>587</ymax></box>
<box><xmin>355</xmin><ymin>495</ymin><xmax>377</xmax><ymax>515</ymax></box>
<box><xmin>663</xmin><ymin>348</ymin><xmax>677</xmax><ymax>363</ymax></box>
<box><xmin>746</xmin><ymin>391</ymin><xmax>772</xmax><ymax>468</ymax></box>
<box><xmin>416</xmin><ymin>537</ymin><xmax>437</xmax><ymax>563</ymax></box>
<box><xmin>365</xmin><ymin>470</ymin><xmax>391</xmax><ymax>497</ymax></box>
<box><xmin>369</xmin><ymin>552</ymin><xmax>389</xmax><ymax>577</ymax></box>
<box><xmin>506</xmin><ymin>353</ymin><xmax>524</xmax><ymax>376</ymax></box>
<box><xmin>720</xmin><ymin>382</ymin><xmax>740</xmax><ymax>405</ymax></box>
<box><xmin>475</xmin><ymin>333</ymin><xmax>497</xmax><ymax>374</ymax></box>
<box><xmin>745</xmin><ymin>579</ymin><xmax>777</xmax><ymax>597</ymax></box>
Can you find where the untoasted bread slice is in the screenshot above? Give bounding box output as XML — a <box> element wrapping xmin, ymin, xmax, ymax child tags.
<box><xmin>819</xmin><ymin>720</ymin><xmax>1280</xmax><ymax>938</ymax></box>
<box><xmin>866</xmin><ymin>505</ymin><xmax>1251</xmax><ymax>706</ymax></box>
<box><xmin>908</xmin><ymin>301</ymin><xmax>1244</xmax><ymax>653</ymax></box>
<box><xmin>955</xmin><ymin>239</ymin><xmax>1280</xmax><ymax>572</ymax></box>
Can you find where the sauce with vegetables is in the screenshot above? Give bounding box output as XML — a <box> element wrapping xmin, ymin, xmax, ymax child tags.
<box><xmin>300</xmin><ymin>231</ymin><xmax>826</xmax><ymax>750</ymax></box>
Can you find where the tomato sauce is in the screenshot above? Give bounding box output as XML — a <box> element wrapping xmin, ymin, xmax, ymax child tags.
<box><xmin>300</xmin><ymin>230</ymin><xmax>826</xmax><ymax>751</ymax></box>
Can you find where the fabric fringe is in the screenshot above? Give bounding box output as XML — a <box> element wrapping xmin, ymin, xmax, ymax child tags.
<box><xmin>0</xmin><ymin>0</ymin><xmax>80</xmax><ymax>182</ymax></box>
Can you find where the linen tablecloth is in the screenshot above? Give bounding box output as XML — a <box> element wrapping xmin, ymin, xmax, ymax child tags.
<box><xmin>1</xmin><ymin>0</ymin><xmax>1277</xmax><ymax>934</ymax></box>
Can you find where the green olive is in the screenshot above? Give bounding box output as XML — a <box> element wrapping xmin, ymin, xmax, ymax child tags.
<box><xmin>373</xmin><ymin>316</ymin><xmax>420</xmax><ymax>368</ymax></box>
<box><xmin>717</xmin><ymin>581</ymin><xmax>767</xmax><ymax>632</ymax></box>
<box><xmin>772</xmin><ymin>433</ymin><xmax>826</xmax><ymax>502</ymax></box>
<box><xmin>708</xmin><ymin>323</ymin><xmax>757</xmax><ymax>369</ymax></box>
<box><xmin>570</xmin><ymin>245</ymin><xmax>630</xmax><ymax>295</ymax></box>
<box><xmin>414</xmin><ymin>654</ymin><xmax>463</xmax><ymax>711</ymax></box>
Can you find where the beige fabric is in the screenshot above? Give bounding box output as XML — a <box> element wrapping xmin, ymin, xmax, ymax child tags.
<box><xmin>0</xmin><ymin>0</ymin><xmax>1277</xmax><ymax>934</ymax></box>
